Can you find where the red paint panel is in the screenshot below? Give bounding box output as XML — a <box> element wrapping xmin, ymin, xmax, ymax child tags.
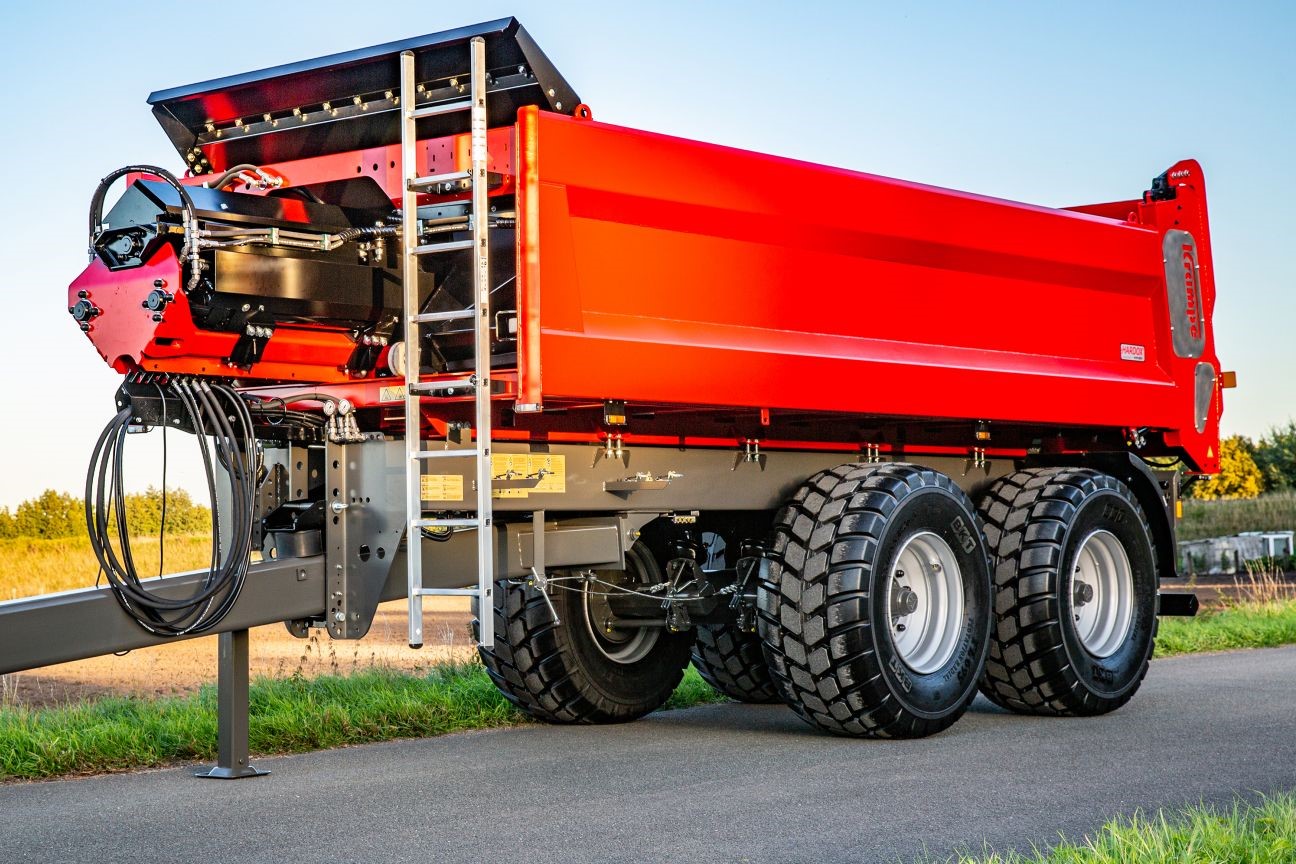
<box><xmin>515</xmin><ymin>109</ymin><xmax>1221</xmax><ymax>470</ymax></box>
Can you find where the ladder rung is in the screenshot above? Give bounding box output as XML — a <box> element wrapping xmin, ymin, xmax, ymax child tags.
<box><xmin>414</xmin><ymin>239</ymin><xmax>474</xmax><ymax>255</ymax></box>
<box><xmin>411</xmin><ymin>449</ymin><xmax>477</xmax><ymax>459</ymax></box>
<box><xmin>415</xmin><ymin>587</ymin><xmax>483</xmax><ymax>597</ymax></box>
<box><xmin>412</xmin><ymin>309</ymin><xmax>474</xmax><ymax>324</ymax></box>
<box><xmin>409</xmin><ymin>379</ymin><xmax>475</xmax><ymax>395</ymax></box>
<box><xmin>409</xmin><ymin>170</ymin><xmax>471</xmax><ymax>191</ymax></box>
<box><xmin>413</xmin><ymin>517</ymin><xmax>480</xmax><ymax>529</ymax></box>
<box><xmin>410</xmin><ymin>100</ymin><xmax>472</xmax><ymax>120</ymax></box>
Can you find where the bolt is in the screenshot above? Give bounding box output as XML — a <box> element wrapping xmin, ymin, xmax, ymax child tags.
<box><xmin>333</xmin><ymin>611</ymin><xmax>345</xmax><ymax>622</ymax></box>
<box><xmin>1073</xmin><ymin>581</ymin><xmax>1095</xmax><ymax>607</ymax></box>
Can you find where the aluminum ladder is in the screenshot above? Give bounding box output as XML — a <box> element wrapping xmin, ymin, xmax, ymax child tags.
<box><xmin>398</xmin><ymin>37</ymin><xmax>494</xmax><ymax>649</ymax></box>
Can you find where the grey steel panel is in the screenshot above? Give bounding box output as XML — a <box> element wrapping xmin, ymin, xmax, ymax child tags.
<box><xmin>0</xmin><ymin>557</ymin><xmax>325</xmax><ymax>675</ymax></box>
<box><xmin>325</xmin><ymin>440</ymin><xmax>406</xmax><ymax>640</ymax></box>
<box><xmin>414</xmin><ymin>441</ymin><xmax>1013</xmax><ymax>513</ymax></box>
<box><xmin>1195</xmin><ymin>362</ymin><xmax>1216</xmax><ymax>433</ymax></box>
<box><xmin>1163</xmin><ymin>229</ymin><xmax>1206</xmax><ymax>359</ymax></box>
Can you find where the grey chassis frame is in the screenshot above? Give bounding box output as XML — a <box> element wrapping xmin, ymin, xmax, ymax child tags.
<box><xmin>0</xmin><ymin>436</ymin><xmax>1188</xmax><ymax>776</ymax></box>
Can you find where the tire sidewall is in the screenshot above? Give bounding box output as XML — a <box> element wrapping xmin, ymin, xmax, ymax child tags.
<box><xmin>868</xmin><ymin>486</ymin><xmax>991</xmax><ymax>719</ymax></box>
<box><xmin>1057</xmin><ymin>489</ymin><xmax>1157</xmax><ymax>700</ymax></box>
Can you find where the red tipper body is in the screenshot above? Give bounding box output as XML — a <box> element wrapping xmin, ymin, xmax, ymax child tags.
<box><xmin>513</xmin><ymin>107</ymin><xmax>1221</xmax><ymax>471</ymax></box>
<box><xmin>70</xmin><ymin>90</ymin><xmax>1223</xmax><ymax>473</ymax></box>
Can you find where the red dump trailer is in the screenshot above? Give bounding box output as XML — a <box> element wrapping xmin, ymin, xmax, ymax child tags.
<box><xmin>2</xmin><ymin>17</ymin><xmax>1225</xmax><ymax>774</ymax></box>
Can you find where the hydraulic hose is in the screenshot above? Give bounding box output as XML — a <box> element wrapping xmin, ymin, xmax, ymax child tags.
<box><xmin>85</xmin><ymin>378</ymin><xmax>257</xmax><ymax>636</ymax></box>
<box><xmin>89</xmin><ymin>165</ymin><xmax>196</xmax><ymax>257</ymax></box>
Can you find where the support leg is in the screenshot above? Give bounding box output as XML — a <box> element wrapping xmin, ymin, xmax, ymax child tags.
<box><xmin>195</xmin><ymin>628</ymin><xmax>269</xmax><ymax>779</ymax></box>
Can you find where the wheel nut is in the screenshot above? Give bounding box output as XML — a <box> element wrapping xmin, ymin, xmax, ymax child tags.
<box><xmin>1073</xmin><ymin>581</ymin><xmax>1094</xmax><ymax>607</ymax></box>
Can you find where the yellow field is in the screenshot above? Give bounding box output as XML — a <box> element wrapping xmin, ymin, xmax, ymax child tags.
<box><xmin>0</xmin><ymin>535</ymin><xmax>213</xmax><ymax>601</ymax></box>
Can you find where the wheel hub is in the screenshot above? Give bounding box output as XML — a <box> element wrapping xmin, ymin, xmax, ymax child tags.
<box><xmin>886</xmin><ymin>532</ymin><xmax>964</xmax><ymax>675</ymax></box>
<box><xmin>1071</xmin><ymin>529</ymin><xmax>1134</xmax><ymax>658</ymax></box>
<box><xmin>581</xmin><ymin>569</ymin><xmax>661</xmax><ymax>664</ymax></box>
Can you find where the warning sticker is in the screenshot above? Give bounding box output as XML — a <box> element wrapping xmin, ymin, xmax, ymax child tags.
<box><xmin>379</xmin><ymin>385</ymin><xmax>406</xmax><ymax>403</ymax></box>
<box><xmin>491</xmin><ymin>453</ymin><xmax>566</xmax><ymax>499</ymax></box>
<box><xmin>420</xmin><ymin>474</ymin><xmax>464</xmax><ymax>502</ymax></box>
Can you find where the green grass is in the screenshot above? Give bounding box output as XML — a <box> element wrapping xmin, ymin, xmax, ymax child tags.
<box><xmin>0</xmin><ymin>663</ymin><xmax>725</xmax><ymax>781</ymax></box>
<box><xmin>1179</xmin><ymin>490</ymin><xmax>1296</xmax><ymax>541</ymax></box>
<box><xmin>940</xmin><ymin>791</ymin><xmax>1296</xmax><ymax>863</ymax></box>
<box><xmin>1156</xmin><ymin>599</ymin><xmax>1296</xmax><ymax>657</ymax></box>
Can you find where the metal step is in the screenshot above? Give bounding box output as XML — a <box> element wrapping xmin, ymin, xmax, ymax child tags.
<box><xmin>414</xmin><ymin>239</ymin><xmax>473</xmax><ymax>255</ymax></box>
<box><xmin>412</xmin><ymin>309</ymin><xmax>474</xmax><ymax>324</ymax></box>
<box><xmin>409</xmin><ymin>170</ymin><xmax>472</xmax><ymax>192</ymax></box>
<box><xmin>411</xmin><ymin>517</ymin><xmax>480</xmax><ymax>529</ymax></box>
<box><xmin>413</xmin><ymin>587</ymin><xmax>485</xmax><ymax>597</ymax></box>
<box><xmin>410</xmin><ymin>448</ymin><xmax>476</xmax><ymax>459</ymax></box>
<box><xmin>409</xmin><ymin>379</ymin><xmax>475</xmax><ymax>396</ymax></box>
<box><xmin>410</xmin><ymin>100</ymin><xmax>471</xmax><ymax>120</ymax></box>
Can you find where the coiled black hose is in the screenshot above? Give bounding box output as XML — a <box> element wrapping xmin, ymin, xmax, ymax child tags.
<box><xmin>85</xmin><ymin>378</ymin><xmax>257</xmax><ymax>636</ymax></box>
<box><xmin>88</xmin><ymin>165</ymin><xmax>196</xmax><ymax>257</ymax></box>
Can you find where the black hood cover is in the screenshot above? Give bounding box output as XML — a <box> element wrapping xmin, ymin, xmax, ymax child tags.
<box><xmin>148</xmin><ymin>17</ymin><xmax>579</xmax><ymax>173</ymax></box>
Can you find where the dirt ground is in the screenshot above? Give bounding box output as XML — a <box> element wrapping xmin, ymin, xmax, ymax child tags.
<box><xmin>1</xmin><ymin>598</ymin><xmax>475</xmax><ymax>710</ymax></box>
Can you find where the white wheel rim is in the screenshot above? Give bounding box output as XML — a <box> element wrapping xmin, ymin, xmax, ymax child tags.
<box><xmin>1071</xmin><ymin>530</ymin><xmax>1134</xmax><ymax>659</ymax></box>
<box><xmin>581</xmin><ymin>571</ymin><xmax>660</xmax><ymax>664</ymax></box>
<box><xmin>886</xmin><ymin>531</ymin><xmax>964</xmax><ymax>675</ymax></box>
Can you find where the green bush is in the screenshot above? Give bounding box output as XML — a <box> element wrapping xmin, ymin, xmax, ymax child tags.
<box><xmin>1255</xmin><ymin>420</ymin><xmax>1296</xmax><ymax>492</ymax></box>
<box><xmin>0</xmin><ymin>487</ymin><xmax>210</xmax><ymax>540</ymax></box>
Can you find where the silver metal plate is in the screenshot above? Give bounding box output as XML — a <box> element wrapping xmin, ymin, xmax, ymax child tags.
<box><xmin>1164</xmin><ymin>230</ymin><xmax>1205</xmax><ymax>359</ymax></box>
<box><xmin>1195</xmin><ymin>362</ymin><xmax>1216</xmax><ymax>433</ymax></box>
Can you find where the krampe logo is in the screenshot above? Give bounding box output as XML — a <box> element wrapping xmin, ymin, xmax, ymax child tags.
<box><xmin>1180</xmin><ymin>242</ymin><xmax>1202</xmax><ymax>340</ymax></box>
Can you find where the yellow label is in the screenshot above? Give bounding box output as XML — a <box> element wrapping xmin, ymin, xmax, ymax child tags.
<box><xmin>490</xmin><ymin>453</ymin><xmax>566</xmax><ymax>498</ymax></box>
<box><xmin>379</xmin><ymin>385</ymin><xmax>406</xmax><ymax>403</ymax></box>
<box><xmin>420</xmin><ymin>474</ymin><xmax>464</xmax><ymax>502</ymax></box>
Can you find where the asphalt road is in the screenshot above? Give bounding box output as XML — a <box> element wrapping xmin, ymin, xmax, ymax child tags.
<box><xmin>4</xmin><ymin>648</ymin><xmax>1296</xmax><ymax>864</ymax></box>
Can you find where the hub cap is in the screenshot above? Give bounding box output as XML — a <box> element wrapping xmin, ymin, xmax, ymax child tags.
<box><xmin>1071</xmin><ymin>529</ymin><xmax>1134</xmax><ymax>658</ymax></box>
<box><xmin>887</xmin><ymin>532</ymin><xmax>964</xmax><ymax>674</ymax></box>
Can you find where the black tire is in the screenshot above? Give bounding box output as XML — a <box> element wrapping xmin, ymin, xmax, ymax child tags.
<box><xmin>691</xmin><ymin>621</ymin><xmax>780</xmax><ymax>703</ymax></box>
<box><xmin>473</xmin><ymin>542</ymin><xmax>693</xmax><ymax>724</ymax></box>
<box><xmin>758</xmin><ymin>463</ymin><xmax>992</xmax><ymax>738</ymax></box>
<box><xmin>977</xmin><ymin>468</ymin><xmax>1158</xmax><ymax>716</ymax></box>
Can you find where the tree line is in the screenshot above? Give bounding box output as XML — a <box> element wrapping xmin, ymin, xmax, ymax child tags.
<box><xmin>0</xmin><ymin>488</ymin><xmax>211</xmax><ymax>540</ymax></box>
<box><xmin>1190</xmin><ymin>420</ymin><xmax>1296</xmax><ymax>500</ymax></box>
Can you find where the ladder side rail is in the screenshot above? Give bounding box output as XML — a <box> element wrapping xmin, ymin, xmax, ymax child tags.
<box><xmin>399</xmin><ymin>50</ymin><xmax>425</xmax><ymax>648</ymax></box>
<box><xmin>469</xmin><ymin>35</ymin><xmax>495</xmax><ymax>649</ymax></box>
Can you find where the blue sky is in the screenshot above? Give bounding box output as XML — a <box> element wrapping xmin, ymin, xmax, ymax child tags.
<box><xmin>0</xmin><ymin>1</ymin><xmax>1290</xmax><ymax>507</ymax></box>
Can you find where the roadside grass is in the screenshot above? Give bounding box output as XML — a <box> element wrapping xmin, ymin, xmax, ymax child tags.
<box><xmin>939</xmin><ymin>791</ymin><xmax>1296</xmax><ymax>863</ymax></box>
<box><xmin>0</xmin><ymin>535</ymin><xmax>211</xmax><ymax>600</ymax></box>
<box><xmin>1179</xmin><ymin>490</ymin><xmax>1296</xmax><ymax>541</ymax></box>
<box><xmin>1159</xmin><ymin>564</ymin><xmax>1296</xmax><ymax>657</ymax></box>
<box><xmin>0</xmin><ymin>664</ymin><xmax>725</xmax><ymax>781</ymax></box>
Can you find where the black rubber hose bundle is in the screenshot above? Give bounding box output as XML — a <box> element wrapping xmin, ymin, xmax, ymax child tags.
<box><xmin>85</xmin><ymin>378</ymin><xmax>257</xmax><ymax>636</ymax></box>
